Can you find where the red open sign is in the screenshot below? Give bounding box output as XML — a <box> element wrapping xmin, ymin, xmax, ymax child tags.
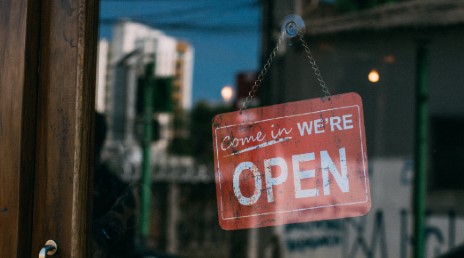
<box><xmin>212</xmin><ymin>93</ymin><xmax>371</xmax><ymax>230</ymax></box>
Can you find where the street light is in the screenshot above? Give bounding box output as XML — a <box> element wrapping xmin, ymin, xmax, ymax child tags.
<box><xmin>221</xmin><ymin>85</ymin><xmax>234</xmax><ymax>103</ymax></box>
<box><xmin>368</xmin><ymin>69</ymin><xmax>380</xmax><ymax>83</ymax></box>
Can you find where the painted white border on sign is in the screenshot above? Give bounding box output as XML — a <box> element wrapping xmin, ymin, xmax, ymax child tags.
<box><xmin>214</xmin><ymin>105</ymin><xmax>368</xmax><ymax>220</ymax></box>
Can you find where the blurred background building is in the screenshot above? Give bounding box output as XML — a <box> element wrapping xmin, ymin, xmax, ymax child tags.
<box><xmin>95</xmin><ymin>21</ymin><xmax>194</xmax><ymax>180</ymax></box>
<box><xmin>96</xmin><ymin>21</ymin><xmax>229</xmax><ymax>257</ymax></box>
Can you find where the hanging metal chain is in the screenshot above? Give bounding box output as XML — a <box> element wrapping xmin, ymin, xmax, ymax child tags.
<box><xmin>297</xmin><ymin>30</ymin><xmax>331</xmax><ymax>98</ymax></box>
<box><xmin>240</xmin><ymin>25</ymin><xmax>331</xmax><ymax>113</ymax></box>
<box><xmin>240</xmin><ymin>32</ymin><xmax>285</xmax><ymax>113</ymax></box>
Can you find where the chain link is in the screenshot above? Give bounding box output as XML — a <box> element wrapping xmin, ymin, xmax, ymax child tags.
<box><xmin>297</xmin><ymin>30</ymin><xmax>331</xmax><ymax>98</ymax></box>
<box><xmin>240</xmin><ymin>32</ymin><xmax>284</xmax><ymax>113</ymax></box>
<box><xmin>240</xmin><ymin>29</ymin><xmax>331</xmax><ymax>113</ymax></box>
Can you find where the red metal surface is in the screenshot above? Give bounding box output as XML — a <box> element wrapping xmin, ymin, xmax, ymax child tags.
<box><xmin>212</xmin><ymin>93</ymin><xmax>371</xmax><ymax>230</ymax></box>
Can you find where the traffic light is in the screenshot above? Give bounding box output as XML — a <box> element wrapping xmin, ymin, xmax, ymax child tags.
<box><xmin>136</xmin><ymin>70</ymin><xmax>173</xmax><ymax>115</ymax></box>
<box><xmin>153</xmin><ymin>77</ymin><xmax>172</xmax><ymax>112</ymax></box>
<box><xmin>134</xmin><ymin>62</ymin><xmax>172</xmax><ymax>144</ymax></box>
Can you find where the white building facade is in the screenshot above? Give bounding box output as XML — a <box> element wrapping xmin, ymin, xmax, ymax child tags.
<box><xmin>96</xmin><ymin>21</ymin><xmax>194</xmax><ymax>179</ymax></box>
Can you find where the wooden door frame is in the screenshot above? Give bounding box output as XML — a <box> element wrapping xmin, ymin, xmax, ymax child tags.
<box><xmin>0</xmin><ymin>0</ymin><xmax>99</xmax><ymax>257</ymax></box>
<box><xmin>0</xmin><ymin>0</ymin><xmax>41</xmax><ymax>256</ymax></box>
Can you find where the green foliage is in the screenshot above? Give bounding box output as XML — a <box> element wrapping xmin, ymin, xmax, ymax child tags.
<box><xmin>168</xmin><ymin>102</ymin><xmax>234</xmax><ymax>165</ymax></box>
<box><xmin>189</xmin><ymin>102</ymin><xmax>234</xmax><ymax>164</ymax></box>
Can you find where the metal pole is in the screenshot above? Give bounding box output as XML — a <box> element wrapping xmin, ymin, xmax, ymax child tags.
<box><xmin>413</xmin><ymin>41</ymin><xmax>429</xmax><ymax>258</ymax></box>
<box><xmin>140</xmin><ymin>62</ymin><xmax>155</xmax><ymax>239</ymax></box>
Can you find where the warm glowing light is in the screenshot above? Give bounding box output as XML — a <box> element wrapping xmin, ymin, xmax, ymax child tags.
<box><xmin>368</xmin><ymin>69</ymin><xmax>380</xmax><ymax>83</ymax></box>
<box><xmin>221</xmin><ymin>85</ymin><xmax>234</xmax><ymax>103</ymax></box>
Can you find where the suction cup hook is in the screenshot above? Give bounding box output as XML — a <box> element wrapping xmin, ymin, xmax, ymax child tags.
<box><xmin>281</xmin><ymin>14</ymin><xmax>305</xmax><ymax>38</ymax></box>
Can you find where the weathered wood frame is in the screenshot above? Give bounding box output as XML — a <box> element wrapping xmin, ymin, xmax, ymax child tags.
<box><xmin>0</xmin><ymin>0</ymin><xmax>99</xmax><ymax>256</ymax></box>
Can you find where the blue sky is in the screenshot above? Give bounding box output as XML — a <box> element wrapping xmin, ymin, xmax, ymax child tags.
<box><xmin>99</xmin><ymin>0</ymin><xmax>261</xmax><ymax>105</ymax></box>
